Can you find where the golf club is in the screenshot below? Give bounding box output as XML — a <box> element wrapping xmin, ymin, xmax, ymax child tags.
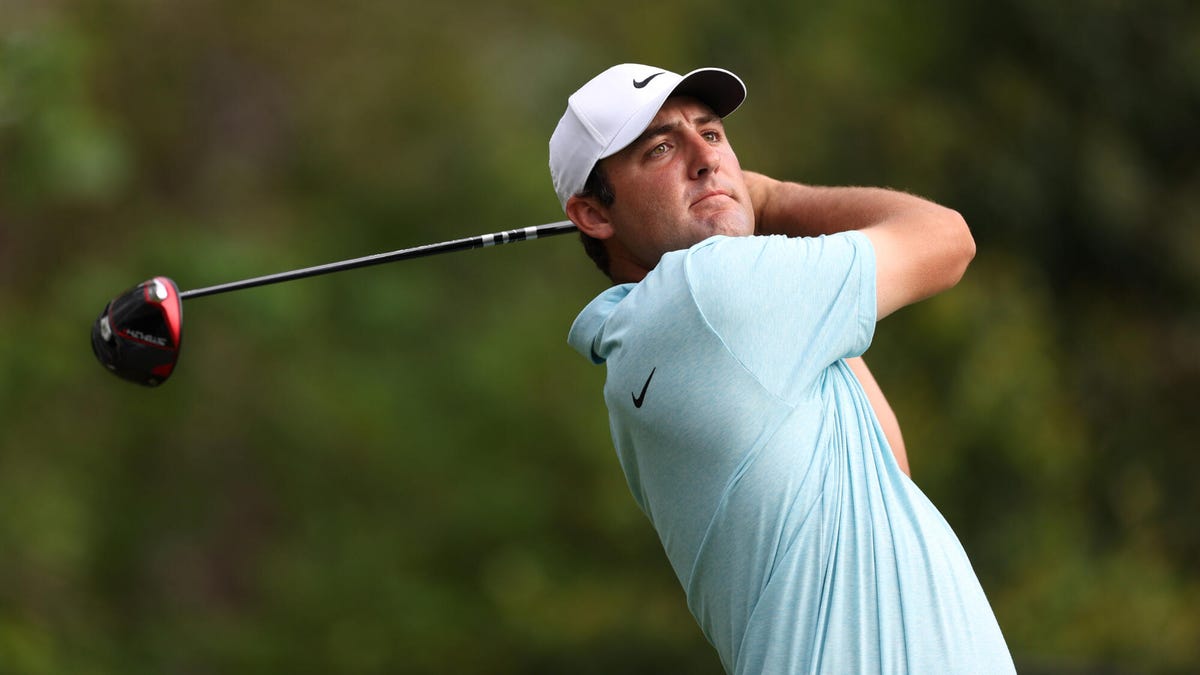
<box><xmin>92</xmin><ymin>221</ymin><xmax>578</xmax><ymax>387</ymax></box>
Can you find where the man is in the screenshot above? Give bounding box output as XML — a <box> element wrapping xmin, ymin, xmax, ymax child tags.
<box><xmin>551</xmin><ymin>64</ymin><xmax>1015</xmax><ymax>673</ymax></box>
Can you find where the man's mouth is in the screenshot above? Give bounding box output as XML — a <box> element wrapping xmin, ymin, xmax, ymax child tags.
<box><xmin>692</xmin><ymin>190</ymin><xmax>730</xmax><ymax>207</ymax></box>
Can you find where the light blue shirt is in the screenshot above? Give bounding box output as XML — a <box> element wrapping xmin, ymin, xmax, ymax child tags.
<box><xmin>568</xmin><ymin>233</ymin><xmax>1014</xmax><ymax>674</ymax></box>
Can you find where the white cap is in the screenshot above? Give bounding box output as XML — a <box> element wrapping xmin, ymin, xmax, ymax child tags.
<box><xmin>549</xmin><ymin>63</ymin><xmax>746</xmax><ymax>209</ymax></box>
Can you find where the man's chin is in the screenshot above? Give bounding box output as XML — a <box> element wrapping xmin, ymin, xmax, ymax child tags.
<box><xmin>703</xmin><ymin>211</ymin><xmax>755</xmax><ymax>238</ymax></box>
<box><xmin>691</xmin><ymin>200</ymin><xmax>753</xmax><ymax>235</ymax></box>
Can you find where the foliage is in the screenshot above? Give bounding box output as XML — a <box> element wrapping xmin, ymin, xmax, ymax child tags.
<box><xmin>1</xmin><ymin>1</ymin><xmax>1197</xmax><ymax>672</ymax></box>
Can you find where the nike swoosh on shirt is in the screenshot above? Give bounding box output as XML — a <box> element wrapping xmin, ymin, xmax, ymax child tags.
<box><xmin>632</xmin><ymin>72</ymin><xmax>665</xmax><ymax>89</ymax></box>
<box><xmin>632</xmin><ymin>367</ymin><xmax>656</xmax><ymax>408</ymax></box>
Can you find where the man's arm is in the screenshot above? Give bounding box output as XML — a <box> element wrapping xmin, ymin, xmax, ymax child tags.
<box><xmin>745</xmin><ymin>171</ymin><xmax>975</xmax><ymax>320</ymax></box>
<box><xmin>846</xmin><ymin>356</ymin><xmax>910</xmax><ymax>476</ymax></box>
<box><xmin>745</xmin><ymin>171</ymin><xmax>972</xmax><ymax>476</ymax></box>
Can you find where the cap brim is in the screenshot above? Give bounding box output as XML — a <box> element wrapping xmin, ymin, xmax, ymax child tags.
<box><xmin>673</xmin><ymin>68</ymin><xmax>746</xmax><ymax>118</ymax></box>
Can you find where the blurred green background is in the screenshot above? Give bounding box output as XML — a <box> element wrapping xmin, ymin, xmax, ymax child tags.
<box><xmin>2</xmin><ymin>0</ymin><xmax>1198</xmax><ymax>673</ymax></box>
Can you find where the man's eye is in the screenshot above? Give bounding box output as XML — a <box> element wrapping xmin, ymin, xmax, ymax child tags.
<box><xmin>703</xmin><ymin>131</ymin><xmax>720</xmax><ymax>142</ymax></box>
<box><xmin>649</xmin><ymin>143</ymin><xmax>669</xmax><ymax>156</ymax></box>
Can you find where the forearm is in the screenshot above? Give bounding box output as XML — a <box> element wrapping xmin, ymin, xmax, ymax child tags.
<box><xmin>846</xmin><ymin>356</ymin><xmax>910</xmax><ymax>476</ymax></box>
<box><xmin>745</xmin><ymin>170</ymin><xmax>952</xmax><ymax>238</ymax></box>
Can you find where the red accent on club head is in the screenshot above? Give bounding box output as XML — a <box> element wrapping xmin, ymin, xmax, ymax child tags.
<box><xmin>151</xmin><ymin>363</ymin><xmax>176</xmax><ymax>377</ymax></box>
<box><xmin>153</xmin><ymin>276</ymin><xmax>183</xmax><ymax>345</ymax></box>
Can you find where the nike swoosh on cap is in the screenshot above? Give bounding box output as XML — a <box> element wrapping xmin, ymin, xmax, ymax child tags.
<box><xmin>632</xmin><ymin>72</ymin><xmax>665</xmax><ymax>89</ymax></box>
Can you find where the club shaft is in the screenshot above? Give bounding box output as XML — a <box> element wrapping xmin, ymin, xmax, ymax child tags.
<box><xmin>179</xmin><ymin>221</ymin><xmax>578</xmax><ymax>300</ymax></box>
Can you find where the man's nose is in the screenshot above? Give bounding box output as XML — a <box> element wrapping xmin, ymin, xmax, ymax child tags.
<box><xmin>687</xmin><ymin>132</ymin><xmax>721</xmax><ymax>180</ymax></box>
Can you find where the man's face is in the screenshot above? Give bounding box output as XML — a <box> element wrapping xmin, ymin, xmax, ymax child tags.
<box><xmin>593</xmin><ymin>96</ymin><xmax>755</xmax><ymax>277</ymax></box>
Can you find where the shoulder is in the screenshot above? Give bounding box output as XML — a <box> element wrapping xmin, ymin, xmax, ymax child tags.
<box><xmin>675</xmin><ymin>232</ymin><xmax>873</xmax><ymax>281</ymax></box>
<box><xmin>568</xmin><ymin>284</ymin><xmax>634</xmax><ymax>364</ymax></box>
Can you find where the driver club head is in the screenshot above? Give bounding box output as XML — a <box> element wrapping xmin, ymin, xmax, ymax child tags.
<box><xmin>91</xmin><ymin>276</ymin><xmax>183</xmax><ymax>386</ymax></box>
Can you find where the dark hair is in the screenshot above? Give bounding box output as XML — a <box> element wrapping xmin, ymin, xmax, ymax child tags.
<box><xmin>575</xmin><ymin>165</ymin><xmax>616</xmax><ymax>279</ymax></box>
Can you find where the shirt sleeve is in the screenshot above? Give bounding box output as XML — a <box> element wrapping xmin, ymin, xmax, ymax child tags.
<box><xmin>682</xmin><ymin>232</ymin><xmax>877</xmax><ymax>401</ymax></box>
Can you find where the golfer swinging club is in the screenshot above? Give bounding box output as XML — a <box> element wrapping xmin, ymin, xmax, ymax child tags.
<box><xmin>553</xmin><ymin>64</ymin><xmax>1015</xmax><ymax>673</ymax></box>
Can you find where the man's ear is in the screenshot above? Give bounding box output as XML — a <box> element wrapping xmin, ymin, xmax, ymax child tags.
<box><xmin>566</xmin><ymin>195</ymin><xmax>614</xmax><ymax>240</ymax></box>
